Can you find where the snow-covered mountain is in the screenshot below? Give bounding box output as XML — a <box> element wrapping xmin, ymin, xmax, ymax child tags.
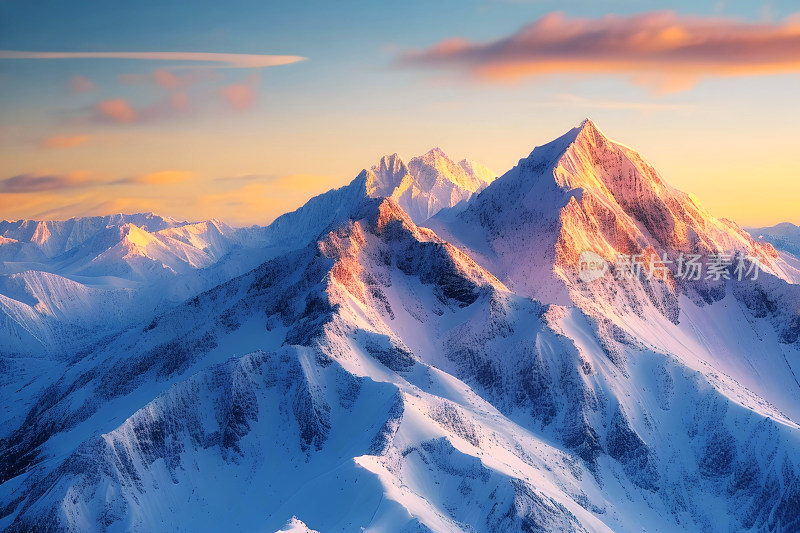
<box><xmin>365</xmin><ymin>148</ymin><xmax>495</xmax><ymax>223</ymax></box>
<box><xmin>2</xmin><ymin>121</ymin><xmax>800</xmax><ymax>532</ymax></box>
<box><xmin>748</xmin><ymin>222</ymin><xmax>800</xmax><ymax>261</ymax></box>
<box><xmin>0</xmin><ymin>214</ymin><xmax>284</xmax><ymax>357</ymax></box>
<box><xmin>430</xmin><ymin>119</ymin><xmax>800</xmax><ymax>421</ymax></box>
<box><xmin>0</xmin><ymin>151</ymin><xmax>494</xmax><ymax>358</ymax></box>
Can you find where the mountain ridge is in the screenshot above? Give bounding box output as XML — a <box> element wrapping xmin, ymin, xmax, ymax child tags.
<box><xmin>2</xmin><ymin>120</ymin><xmax>800</xmax><ymax>532</ymax></box>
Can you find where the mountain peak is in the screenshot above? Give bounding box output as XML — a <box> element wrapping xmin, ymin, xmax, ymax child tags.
<box><xmin>553</xmin><ymin>118</ymin><xmax>610</xmax><ymax>154</ymax></box>
<box><xmin>376</xmin><ymin>152</ymin><xmax>406</xmax><ymax>172</ymax></box>
<box><xmin>578</xmin><ymin>117</ymin><xmax>600</xmax><ymax>131</ymax></box>
<box><xmin>358</xmin><ymin>148</ymin><xmax>495</xmax><ymax>223</ymax></box>
<box><xmin>574</xmin><ymin>117</ymin><xmax>610</xmax><ymax>144</ymax></box>
<box><xmin>511</xmin><ymin>117</ymin><xmax>657</xmax><ymax>198</ymax></box>
<box><xmin>421</xmin><ymin>146</ymin><xmax>448</xmax><ymax>159</ymax></box>
<box><xmin>366</xmin><ymin>153</ymin><xmax>410</xmax><ymax>197</ymax></box>
<box><xmin>442</xmin><ymin>118</ymin><xmax>793</xmax><ymax>305</ymax></box>
<box><xmin>576</xmin><ymin>118</ymin><xmax>622</xmax><ymax>147</ymax></box>
<box><xmin>409</xmin><ymin>147</ymin><xmax>484</xmax><ymax>192</ymax></box>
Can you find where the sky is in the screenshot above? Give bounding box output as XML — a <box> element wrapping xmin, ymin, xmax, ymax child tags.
<box><xmin>1</xmin><ymin>0</ymin><xmax>799</xmax><ymax>227</ymax></box>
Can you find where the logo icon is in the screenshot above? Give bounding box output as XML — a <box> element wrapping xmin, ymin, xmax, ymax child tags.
<box><xmin>577</xmin><ymin>251</ymin><xmax>608</xmax><ymax>282</ymax></box>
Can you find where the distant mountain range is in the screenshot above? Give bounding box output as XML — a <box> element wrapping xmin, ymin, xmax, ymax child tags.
<box><xmin>747</xmin><ymin>222</ymin><xmax>800</xmax><ymax>260</ymax></box>
<box><xmin>1</xmin><ymin>121</ymin><xmax>799</xmax><ymax>532</ymax></box>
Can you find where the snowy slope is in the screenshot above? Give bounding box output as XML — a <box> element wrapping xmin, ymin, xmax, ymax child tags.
<box><xmin>0</xmin><ymin>205</ymin><xmax>361</xmax><ymax>357</ymax></box>
<box><xmin>2</xmin><ymin>121</ymin><xmax>800</xmax><ymax>532</ymax></box>
<box><xmin>0</xmin><ymin>217</ymin><xmax>218</xmax><ymax>357</ymax></box>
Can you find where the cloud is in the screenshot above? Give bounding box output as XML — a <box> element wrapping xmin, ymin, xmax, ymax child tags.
<box><xmin>42</xmin><ymin>134</ymin><xmax>91</xmax><ymax>148</ymax></box>
<box><xmin>220</xmin><ymin>73</ymin><xmax>260</xmax><ymax>111</ymax></box>
<box><xmin>221</xmin><ymin>83</ymin><xmax>256</xmax><ymax>110</ymax></box>
<box><xmin>114</xmin><ymin>170</ymin><xmax>193</xmax><ymax>185</ymax></box>
<box><xmin>85</xmin><ymin>76</ymin><xmax>259</xmax><ymax>125</ymax></box>
<box><xmin>69</xmin><ymin>75</ymin><xmax>95</xmax><ymax>93</ymax></box>
<box><xmin>95</xmin><ymin>99</ymin><xmax>138</xmax><ymax>122</ymax></box>
<box><xmin>397</xmin><ymin>11</ymin><xmax>800</xmax><ymax>91</ymax></box>
<box><xmin>0</xmin><ymin>171</ymin><xmax>97</xmax><ymax>193</ymax></box>
<box><xmin>152</xmin><ymin>68</ymin><xmax>180</xmax><ymax>89</ymax></box>
<box><xmin>0</xmin><ymin>50</ymin><xmax>306</xmax><ymax>69</ymax></box>
<box><xmin>88</xmin><ymin>92</ymin><xmax>198</xmax><ymax>124</ymax></box>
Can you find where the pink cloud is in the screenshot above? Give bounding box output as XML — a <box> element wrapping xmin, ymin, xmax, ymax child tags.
<box><xmin>152</xmin><ymin>68</ymin><xmax>180</xmax><ymax>88</ymax></box>
<box><xmin>83</xmin><ymin>73</ymin><xmax>262</xmax><ymax>125</ymax></box>
<box><xmin>397</xmin><ymin>11</ymin><xmax>800</xmax><ymax>91</ymax></box>
<box><xmin>69</xmin><ymin>75</ymin><xmax>95</xmax><ymax>93</ymax></box>
<box><xmin>42</xmin><ymin>135</ymin><xmax>91</xmax><ymax>149</ymax></box>
<box><xmin>220</xmin><ymin>74</ymin><xmax>259</xmax><ymax>111</ymax></box>
<box><xmin>221</xmin><ymin>83</ymin><xmax>256</xmax><ymax>110</ymax></box>
<box><xmin>89</xmin><ymin>93</ymin><xmax>192</xmax><ymax>124</ymax></box>
<box><xmin>95</xmin><ymin>99</ymin><xmax>138</xmax><ymax>123</ymax></box>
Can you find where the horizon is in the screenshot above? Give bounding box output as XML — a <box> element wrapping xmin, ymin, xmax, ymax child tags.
<box><xmin>1</xmin><ymin>118</ymin><xmax>797</xmax><ymax>229</ymax></box>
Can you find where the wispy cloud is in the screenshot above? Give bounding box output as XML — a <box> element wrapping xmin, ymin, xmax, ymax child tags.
<box><xmin>0</xmin><ymin>171</ymin><xmax>97</xmax><ymax>193</ymax></box>
<box><xmin>0</xmin><ymin>50</ymin><xmax>306</xmax><ymax>69</ymax></box>
<box><xmin>41</xmin><ymin>134</ymin><xmax>91</xmax><ymax>148</ymax></box>
<box><xmin>397</xmin><ymin>11</ymin><xmax>800</xmax><ymax>92</ymax></box>
<box><xmin>0</xmin><ymin>168</ymin><xmax>193</xmax><ymax>196</ymax></box>
<box><xmin>114</xmin><ymin>170</ymin><xmax>194</xmax><ymax>185</ymax></box>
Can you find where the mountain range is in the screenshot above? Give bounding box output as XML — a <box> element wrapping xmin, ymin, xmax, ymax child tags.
<box><xmin>1</xmin><ymin>120</ymin><xmax>799</xmax><ymax>532</ymax></box>
<box><xmin>747</xmin><ymin>222</ymin><xmax>800</xmax><ymax>264</ymax></box>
